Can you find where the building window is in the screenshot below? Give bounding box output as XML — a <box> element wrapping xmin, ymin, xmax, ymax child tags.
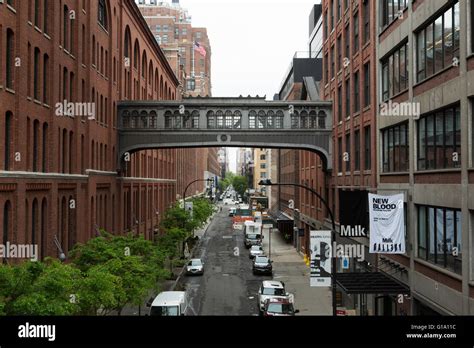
<box><xmin>344</xmin><ymin>25</ymin><xmax>350</xmax><ymax>60</ymax></box>
<box><xmin>330</xmin><ymin>0</ymin><xmax>334</xmax><ymax>31</ymax></box>
<box><xmin>353</xmin><ymin>12</ymin><xmax>359</xmax><ymax>54</ymax></box>
<box><xmin>6</xmin><ymin>29</ymin><xmax>15</xmax><ymax>90</ymax></box>
<box><xmin>324</xmin><ymin>11</ymin><xmax>328</xmax><ymax>40</ymax></box>
<box><xmin>324</xmin><ymin>53</ymin><xmax>329</xmax><ymax>84</ymax></box>
<box><xmin>417</xmin><ymin>104</ymin><xmax>461</xmax><ymax>170</ymax></box>
<box><xmin>416</xmin><ymin>2</ymin><xmax>459</xmax><ymax>83</ymax></box>
<box><xmin>33</xmin><ymin>120</ymin><xmax>39</xmax><ymax>172</ymax></box>
<box><xmin>337</xmin><ymin>36</ymin><xmax>342</xmax><ymax>71</ymax></box>
<box><xmin>163</xmin><ymin>25</ymin><xmax>169</xmax><ymax>32</ymax></box>
<box><xmin>3</xmin><ymin>201</ymin><xmax>11</xmax><ymax>253</ymax></box>
<box><xmin>363</xmin><ymin>0</ymin><xmax>370</xmax><ymax>44</ymax></box>
<box><xmin>338</xmin><ymin>137</ymin><xmax>343</xmax><ymax>172</ymax></box>
<box><xmin>337</xmin><ymin>86</ymin><xmax>342</xmax><ymax>122</ymax></box>
<box><xmin>156</xmin><ymin>25</ymin><xmax>161</xmax><ymax>32</ymax></box>
<box><xmin>418</xmin><ymin>205</ymin><xmax>462</xmax><ymax>274</ymax></box>
<box><xmin>381</xmin><ymin>42</ymin><xmax>408</xmax><ymax>101</ymax></box>
<box><xmin>381</xmin><ymin>0</ymin><xmax>408</xmax><ymax>28</ymax></box>
<box><xmin>182</xmin><ymin>28</ymin><xmax>187</xmax><ymax>35</ymax></box>
<box><xmin>364</xmin><ymin>126</ymin><xmax>371</xmax><ymax>170</ymax></box>
<box><xmin>34</xmin><ymin>48</ymin><xmax>40</xmax><ymax>100</ymax></box>
<box><xmin>162</xmin><ymin>34</ymin><xmax>168</xmax><ymax>43</ymax></box>
<box><xmin>354</xmin><ymin>129</ymin><xmax>360</xmax><ymax>171</ymax></box>
<box><xmin>63</xmin><ymin>5</ymin><xmax>69</xmax><ymax>50</ymax></box>
<box><xmin>353</xmin><ymin>71</ymin><xmax>360</xmax><ymax>113</ymax></box>
<box><xmin>4</xmin><ymin>112</ymin><xmax>12</xmax><ymax>171</ymax></box>
<box><xmin>345</xmin><ymin>78</ymin><xmax>350</xmax><ymax>117</ymax></box>
<box><xmin>382</xmin><ymin>122</ymin><xmax>409</xmax><ymax>172</ymax></box>
<box><xmin>331</xmin><ymin>46</ymin><xmax>335</xmax><ymax>78</ymax></box>
<box><xmin>260</xmin><ymin>163</ymin><xmax>266</xmax><ymax>169</ymax></box>
<box><xmin>345</xmin><ymin>133</ymin><xmax>350</xmax><ymax>172</ymax></box>
<box><xmin>42</xmin><ymin>123</ymin><xmax>48</xmax><ymax>172</ymax></box>
<box><xmin>34</xmin><ymin>0</ymin><xmax>41</xmax><ymax>28</ymax></box>
<box><xmin>337</xmin><ymin>0</ymin><xmax>341</xmax><ymax>21</ymax></box>
<box><xmin>260</xmin><ymin>154</ymin><xmax>266</xmax><ymax>161</ymax></box>
<box><xmin>43</xmin><ymin>0</ymin><xmax>49</xmax><ymax>34</ymax></box>
<box><xmin>363</xmin><ymin>62</ymin><xmax>370</xmax><ymax>107</ymax></box>
<box><xmin>98</xmin><ymin>0</ymin><xmax>108</xmax><ymax>29</ymax></box>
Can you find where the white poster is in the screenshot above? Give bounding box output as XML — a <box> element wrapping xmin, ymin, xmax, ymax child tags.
<box><xmin>369</xmin><ymin>193</ymin><xmax>405</xmax><ymax>254</ymax></box>
<box><xmin>310</xmin><ymin>230</ymin><xmax>332</xmax><ymax>287</ymax></box>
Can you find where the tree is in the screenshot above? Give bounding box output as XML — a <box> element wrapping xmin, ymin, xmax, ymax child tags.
<box><xmin>232</xmin><ymin>175</ymin><xmax>248</xmax><ymax>198</ymax></box>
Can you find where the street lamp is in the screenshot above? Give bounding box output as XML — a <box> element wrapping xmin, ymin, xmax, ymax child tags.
<box><xmin>258</xmin><ymin>179</ymin><xmax>338</xmax><ymax>316</ymax></box>
<box><xmin>183</xmin><ymin>178</ymin><xmax>214</xmax><ymax>212</ymax></box>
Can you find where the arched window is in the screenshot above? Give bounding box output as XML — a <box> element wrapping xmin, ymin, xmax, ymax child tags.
<box><xmin>32</xmin><ymin>199</ymin><xmax>38</xmax><ymax>245</ymax></box>
<box><xmin>233</xmin><ymin>111</ymin><xmax>242</xmax><ymax>129</ymax></box>
<box><xmin>33</xmin><ymin>120</ymin><xmax>40</xmax><ymax>172</ymax></box>
<box><xmin>6</xmin><ymin>29</ymin><xmax>15</xmax><ymax>89</ymax></box>
<box><xmin>63</xmin><ymin>5</ymin><xmax>69</xmax><ymax>50</ymax></box>
<box><xmin>4</xmin><ymin>111</ymin><xmax>12</xmax><ymax>170</ymax></box>
<box><xmin>148</xmin><ymin>61</ymin><xmax>153</xmax><ymax>86</ymax></box>
<box><xmin>98</xmin><ymin>0</ymin><xmax>108</xmax><ymax>30</ymax></box>
<box><xmin>68</xmin><ymin>195</ymin><xmax>75</xmax><ymax>250</ymax></box>
<box><xmin>257</xmin><ymin>110</ymin><xmax>266</xmax><ymax>129</ymax></box>
<box><xmin>124</xmin><ymin>27</ymin><xmax>131</xmax><ymax>59</ymax></box>
<box><xmin>133</xmin><ymin>40</ymin><xmax>140</xmax><ymax>70</ymax></box>
<box><xmin>43</xmin><ymin>54</ymin><xmax>49</xmax><ymax>104</ymax></box>
<box><xmin>41</xmin><ymin>198</ymin><xmax>47</xmax><ymax>258</ymax></box>
<box><xmin>43</xmin><ymin>0</ymin><xmax>49</xmax><ymax>34</ymax></box>
<box><xmin>34</xmin><ymin>47</ymin><xmax>40</xmax><ymax>100</ymax></box>
<box><xmin>3</xmin><ymin>201</ymin><xmax>11</xmax><ymax>246</ymax></box>
<box><xmin>141</xmin><ymin>51</ymin><xmax>147</xmax><ymax>78</ymax></box>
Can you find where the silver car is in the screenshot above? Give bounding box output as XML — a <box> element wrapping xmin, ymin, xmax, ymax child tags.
<box><xmin>186</xmin><ymin>258</ymin><xmax>204</xmax><ymax>275</ymax></box>
<box><xmin>257</xmin><ymin>280</ymin><xmax>294</xmax><ymax>312</ymax></box>
<box><xmin>249</xmin><ymin>245</ymin><xmax>264</xmax><ymax>259</ymax></box>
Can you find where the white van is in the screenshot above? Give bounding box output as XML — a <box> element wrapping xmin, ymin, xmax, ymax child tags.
<box><xmin>149</xmin><ymin>291</ymin><xmax>188</xmax><ymax>316</ymax></box>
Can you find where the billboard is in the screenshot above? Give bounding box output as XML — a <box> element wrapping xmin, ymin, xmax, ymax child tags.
<box><xmin>310</xmin><ymin>230</ymin><xmax>332</xmax><ymax>287</ymax></box>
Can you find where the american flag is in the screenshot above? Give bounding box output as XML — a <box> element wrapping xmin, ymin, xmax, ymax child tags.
<box><xmin>193</xmin><ymin>41</ymin><xmax>207</xmax><ymax>57</ymax></box>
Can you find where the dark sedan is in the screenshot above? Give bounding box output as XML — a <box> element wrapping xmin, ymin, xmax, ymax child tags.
<box><xmin>253</xmin><ymin>255</ymin><xmax>273</xmax><ymax>275</ymax></box>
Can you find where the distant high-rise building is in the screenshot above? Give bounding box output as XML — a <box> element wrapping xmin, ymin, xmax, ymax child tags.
<box><xmin>137</xmin><ymin>0</ymin><xmax>212</xmax><ymax>97</ymax></box>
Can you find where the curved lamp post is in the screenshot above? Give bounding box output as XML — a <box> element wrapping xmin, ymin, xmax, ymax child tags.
<box><xmin>259</xmin><ymin>179</ymin><xmax>337</xmax><ymax>316</ymax></box>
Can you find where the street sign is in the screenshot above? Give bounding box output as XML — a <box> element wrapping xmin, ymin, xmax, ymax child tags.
<box><xmin>342</xmin><ymin>256</ymin><xmax>349</xmax><ymax>270</ymax></box>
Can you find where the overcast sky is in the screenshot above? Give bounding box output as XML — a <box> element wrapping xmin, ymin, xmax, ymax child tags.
<box><xmin>176</xmin><ymin>0</ymin><xmax>318</xmax><ymax>171</ymax></box>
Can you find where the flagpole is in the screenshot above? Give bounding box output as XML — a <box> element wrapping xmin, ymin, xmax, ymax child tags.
<box><xmin>192</xmin><ymin>42</ymin><xmax>195</xmax><ymax>78</ymax></box>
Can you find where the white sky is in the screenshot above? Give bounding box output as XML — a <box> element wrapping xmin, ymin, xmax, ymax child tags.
<box><xmin>176</xmin><ymin>0</ymin><xmax>318</xmax><ymax>172</ymax></box>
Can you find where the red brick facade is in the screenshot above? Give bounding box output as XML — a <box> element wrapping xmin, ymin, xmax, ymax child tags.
<box><xmin>0</xmin><ymin>0</ymin><xmax>213</xmax><ymax>260</ymax></box>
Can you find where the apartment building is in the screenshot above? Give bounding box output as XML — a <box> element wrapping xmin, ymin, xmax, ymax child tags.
<box><xmin>137</xmin><ymin>0</ymin><xmax>212</xmax><ymax>97</ymax></box>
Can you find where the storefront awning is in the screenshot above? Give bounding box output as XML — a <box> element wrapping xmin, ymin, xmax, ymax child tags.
<box><xmin>268</xmin><ymin>210</ymin><xmax>293</xmax><ymax>221</ymax></box>
<box><xmin>336</xmin><ymin>272</ymin><xmax>410</xmax><ymax>294</ymax></box>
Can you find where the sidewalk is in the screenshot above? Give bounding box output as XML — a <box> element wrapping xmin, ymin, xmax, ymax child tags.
<box><xmin>261</xmin><ymin>227</ymin><xmax>332</xmax><ymax>315</ymax></box>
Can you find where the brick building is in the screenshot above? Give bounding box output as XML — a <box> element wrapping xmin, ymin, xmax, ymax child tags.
<box><xmin>0</xmin><ymin>0</ymin><xmax>213</xmax><ymax>261</ymax></box>
<box><xmin>376</xmin><ymin>0</ymin><xmax>473</xmax><ymax>315</ymax></box>
<box><xmin>137</xmin><ymin>0</ymin><xmax>212</xmax><ymax>97</ymax></box>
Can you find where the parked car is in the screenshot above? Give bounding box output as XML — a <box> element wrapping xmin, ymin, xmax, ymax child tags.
<box><xmin>249</xmin><ymin>245</ymin><xmax>264</xmax><ymax>259</ymax></box>
<box><xmin>257</xmin><ymin>280</ymin><xmax>293</xmax><ymax>311</ymax></box>
<box><xmin>186</xmin><ymin>258</ymin><xmax>204</xmax><ymax>275</ymax></box>
<box><xmin>253</xmin><ymin>255</ymin><xmax>273</xmax><ymax>275</ymax></box>
<box><xmin>262</xmin><ymin>298</ymin><xmax>299</xmax><ymax>316</ymax></box>
<box><xmin>228</xmin><ymin>208</ymin><xmax>236</xmax><ymax>217</ymax></box>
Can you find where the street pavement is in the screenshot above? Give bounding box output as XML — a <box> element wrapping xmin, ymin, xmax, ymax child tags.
<box><xmin>179</xmin><ymin>203</ymin><xmax>332</xmax><ymax>315</ymax></box>
<box><xmin>178</xmin><ymin>203</ymin><xmax>271</xmax><ymax>315</ymax></box>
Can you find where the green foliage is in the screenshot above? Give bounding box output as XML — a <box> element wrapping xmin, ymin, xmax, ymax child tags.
<box><xmin>232</xmin><ymin>175</ymin><xmax>248</xmax><ymax>198</ymax></box>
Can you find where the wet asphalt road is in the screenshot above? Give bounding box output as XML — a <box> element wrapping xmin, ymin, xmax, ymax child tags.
<box><xmin>178</xmin><ymin>203</ymin><xmax>272</xmax><ymax>316</ymax></box>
